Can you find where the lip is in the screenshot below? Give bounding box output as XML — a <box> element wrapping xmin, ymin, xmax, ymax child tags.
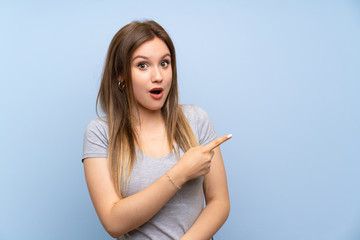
<box><xmin>149</xmin><ymin>87</ymin><xmax>163</xmax><ymax>92</ymax></box>
<box><xmin>149</xmin><ymin>87</ymin><xmax>164</xmax><ymax>100</ymax></box>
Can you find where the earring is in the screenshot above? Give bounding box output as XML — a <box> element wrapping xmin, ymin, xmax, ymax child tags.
<box><xmin>118</xmin><ymin>81</ymin><xmax>125</xmax><ymax>91</ymax></box>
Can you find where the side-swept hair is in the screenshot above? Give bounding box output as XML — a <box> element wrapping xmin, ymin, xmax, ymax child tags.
<box><xmin>96</xmin><ymin>20</ymin><xmax>198</xmax><ymax>196</ymax></box>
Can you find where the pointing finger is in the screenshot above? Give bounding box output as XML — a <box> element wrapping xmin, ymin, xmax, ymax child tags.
<box><xmin>204</xmin><ymin>134</ymin><xmax>232</xmax><ymax>152</ymax></box>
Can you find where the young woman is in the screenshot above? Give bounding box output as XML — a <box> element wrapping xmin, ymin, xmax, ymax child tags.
<box><xmin>82</xmin><ymin>20</ymin><xmax>231</xmax><ymax>240</ymax></box>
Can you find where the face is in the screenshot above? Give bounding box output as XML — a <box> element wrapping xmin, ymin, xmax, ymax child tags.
<box><xmin>130</xmin><ymin>37</ymin><xmax>172</xmax><ymax>113</ymax></box>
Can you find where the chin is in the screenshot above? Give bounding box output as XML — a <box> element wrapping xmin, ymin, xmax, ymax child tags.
<box><xmin>138</xmin><ymin>102</ymin><xmax>165</xmax><ymax>112</ymax></box>
<box><xmin>149</xmin><ymin>104</ymin><xmax>165</xmax><ymax>111</ymax></box>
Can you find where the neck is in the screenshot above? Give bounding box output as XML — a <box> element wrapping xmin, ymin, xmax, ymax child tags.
<box><xmin>133</xmin><ymin>106</ymin><xmax>165</xmax><ymax>130</ymax></box>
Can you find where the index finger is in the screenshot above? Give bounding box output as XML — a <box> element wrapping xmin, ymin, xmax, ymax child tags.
<box><xmin>203</xmin><ymin>134</ymin><xmax>232</xmax><ymax>152</ymax></box>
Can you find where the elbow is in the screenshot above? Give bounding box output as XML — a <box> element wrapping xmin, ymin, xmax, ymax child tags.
<box><xmin>108</xmin><ymin>231</ymin><xmax>122</xmax><ymax>239</ymax></box>
<box><xmin>218</xmin><ymin>198</ymin><xmax>230</xmax><ymax>221</ymax></box>
<box><xmin>107</xmin><ymin>230</ymin><xmax>120</xmax><ymax>239</ymax></box>
<box><xmin>104</xmin><ymin>224</ymin><xmax>126</xmax><ymax>239</ymax></box>
<box><xmin>207</xmin><ymin>198</ymin><xmax>230</xmax><ymax>221</ymax></box>
<box><xmin>217</xmin><ymin>198</ymin><xmax>231</xmax><ymax>221</ymax></box>
<box><xmin>102</xmin><ymin>202</ymin><xmax>131</xmax><ymax>238</ymax></box>
<box><xmin>222</xmin><ymin>196</ymin><xmax>231</xmax><ymax>212</ymax></box>
<box><xmin>225</xmin><ymin>200</ymin><xmax>230</xmax><ymax>220</ymax></box>
<box><xmin>102</xmin><ymin>215</ymin><xmax>129</xmax><ymax>238</ymax></box>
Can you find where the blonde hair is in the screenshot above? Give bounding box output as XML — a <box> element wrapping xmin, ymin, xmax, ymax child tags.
<box><xmin>96</xmin><ymin>20</ymin><xmax>198</xmax><ymax>196</ymax></box>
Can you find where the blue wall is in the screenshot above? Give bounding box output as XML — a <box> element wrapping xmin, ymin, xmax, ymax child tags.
<box><xmin>1</xmin><ymin>1</ymin><xmax>359</xmax><ymax>239</ymax></box>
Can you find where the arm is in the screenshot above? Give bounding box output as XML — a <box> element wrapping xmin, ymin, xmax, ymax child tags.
<box><xmin>83</xmin><ymin>135</ymin><xmax>230</xmax><ymax>238</ymax></box>
<box><xmin>180</xmin><ymin>147</ymin><xmax>230</xmax><ymax>240</ymax></box>
<box><xmin>83</xmin><ymin>157</ymin><xmax>185</xmax><ymax>238</ymax></box>
<box><xmin>83</xmin><ymin>135</ymin><xmax>231</xmax><ymax>238</ymax></box>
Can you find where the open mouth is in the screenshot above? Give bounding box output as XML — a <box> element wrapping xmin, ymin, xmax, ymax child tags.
<box><xmin>149</xmin><ymin>87</ymin><xmax>164</xmax><ymax>99</ymax></box>
<box><xmin>149</xmin><ymin>88</ymin><xmax>163</xmax><ymax>95</ymax></box>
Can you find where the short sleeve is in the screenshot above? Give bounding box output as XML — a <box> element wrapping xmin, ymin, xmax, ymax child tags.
<box><xmin>182</xmin><ymin>105</ymin><xmax>218</xmax><ymax>146</ymax></box>
<box><xmin>195</xmin><ymin>107</ymin><xmax>218</xmax><ymax>145</ymax></box>
<box><xmin>82</xmin><ymin>119</ymin><xmax>109</xmax><ymax>162</ymax></box>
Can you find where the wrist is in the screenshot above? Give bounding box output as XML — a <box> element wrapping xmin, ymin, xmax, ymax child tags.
<box><xmin>167</xmin><ymin>163</ymin><xmax>187</xmax><ymax>187</ymax></box>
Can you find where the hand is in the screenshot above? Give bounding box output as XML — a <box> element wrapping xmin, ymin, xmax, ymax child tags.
<box><xmin>177</xmin><ymin>134</ymin><xmax>232</xmax><ymax>182</ymax></box>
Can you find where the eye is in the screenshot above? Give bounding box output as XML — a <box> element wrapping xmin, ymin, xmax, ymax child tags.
<box><xmin>161</xmin><ymin>60</ymin><xmax>170</xmax><ymax>68</ymax></box>
<box><xmin>137</xmin><ymin>62</ymin><xmax>148</xmax><ymax>70</ymax></box>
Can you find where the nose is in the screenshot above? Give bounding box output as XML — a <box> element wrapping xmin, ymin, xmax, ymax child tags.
<box><xmin>151</xmin><ymin>66</ymin><xmax>163</xmax><ymax>83</ymax></box>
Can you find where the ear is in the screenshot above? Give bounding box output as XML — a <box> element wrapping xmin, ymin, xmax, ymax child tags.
<box><xmin>117</xmin><ymin>76</ymin><xmax>123</xmax><ymax>83</ymax></box>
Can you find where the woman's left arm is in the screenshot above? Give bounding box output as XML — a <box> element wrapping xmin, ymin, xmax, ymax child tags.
<box><xmin>180</xmin><ymin>146</ymin><xmax>230</xmax><ymax>240</ymax></box>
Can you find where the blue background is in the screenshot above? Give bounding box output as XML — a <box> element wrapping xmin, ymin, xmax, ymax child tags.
<box><xmin>1</xmin><ymin>1</ymin><xmax>359</xmax><ymax>239</ymax></box>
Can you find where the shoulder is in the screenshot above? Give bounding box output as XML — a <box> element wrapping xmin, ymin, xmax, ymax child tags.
<box><xmin>180</xmin><ymin>104</ymin><xmax>211</xmax><ymax>122</ymax></box>
<box><xmin>84</xmin><ymin>117</ymin><xmax>109</xmax><ymax>144</ymax></box>
<box><xmin>82</xmin><ymin>117</ymin><xmax>109</xmax><ymax>161</ymax></box>
<box><xmin>180</xmin><ymin>104</ymin><xmax>217</xmax><ymax>145</ymax></box>
<box><xmin>86</xmin><ymin>117</ymin><xmax>108</xmax><ymax>133</ymax></box>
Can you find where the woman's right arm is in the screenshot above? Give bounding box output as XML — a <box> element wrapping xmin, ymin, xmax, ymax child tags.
<box><xmin>83</xmin><ymin>135</ymin><xmax>230</xmax><ymax>238</ymax></box>
<box><xmin>83</xmin><ymin>157</ymin><xmax>186</xmax><ymax>238</ymax></box>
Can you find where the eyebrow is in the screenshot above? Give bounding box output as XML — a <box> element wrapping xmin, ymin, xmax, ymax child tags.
<box><xmin>132</xmin><ymin>53</ymin><xmax>171</xmax><ymax>62</ymax></box>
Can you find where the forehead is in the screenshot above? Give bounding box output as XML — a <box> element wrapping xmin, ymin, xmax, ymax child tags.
<box><xmin>132</xmin><ymin>37</ymin><xmax>170</xmax><ymax>60</ymax></box>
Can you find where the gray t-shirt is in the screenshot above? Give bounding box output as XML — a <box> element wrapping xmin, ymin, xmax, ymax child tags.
<box><xmin>82</xmin><ymin>104</ymin><xmax>217</xmax><ymax>240</ymax></box>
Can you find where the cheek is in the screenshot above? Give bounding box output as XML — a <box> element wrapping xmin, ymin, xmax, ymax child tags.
<box><xmin>131</xmin><ymin>71</ymin><xmax>146</xmax><ymax>89</ymax></box>
<box><xmin>132</xmin><ymin>82</ymin><xmax>146</xmax><ymax>99</ymax></box>
<box><xmin>130</xmin><ymin>78</ymin><xmax>142</xmax><ymax>98</ymax></box>
<box><xmin>165</xmin><ymin>69</ymin><xmax>173</xmax><ymax>84</ymax></box>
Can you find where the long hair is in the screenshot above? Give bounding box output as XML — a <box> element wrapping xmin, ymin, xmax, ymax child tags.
<box><xmin>96</xmin><ymin>20</ymin><xmax>198</xmax><ymax>196</ymax></box>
